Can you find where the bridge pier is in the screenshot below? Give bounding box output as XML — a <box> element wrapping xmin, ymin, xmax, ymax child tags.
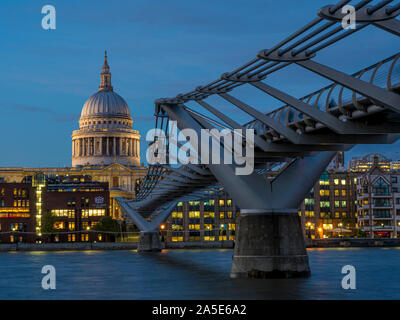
<box><xmin>137</xmin><ymin>231</ymin><xmax>162</xmax><ymax>252</ymax></box>
<box><xmin>230</xmin><ymin>209</ymin><xmax>310</xmax><ymax>279</ymax></box>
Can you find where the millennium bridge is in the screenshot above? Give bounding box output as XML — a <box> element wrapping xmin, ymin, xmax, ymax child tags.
<box><xmin>117</xmin><ymin>0</ymin><xmax>400</xmax><ymax>279</ymax></box>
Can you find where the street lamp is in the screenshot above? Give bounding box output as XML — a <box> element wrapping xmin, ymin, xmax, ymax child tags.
<box><xmin>318</xmin><ymin>227</ymin><xmax>323</xmax><ymax>239</ymax></box>
<box><xmin>160</xmin><ymin>224</ymin><xmax>166</xmax><ymax>242</ymax></box>
<box><xmin>338</xmin><ymin>222</ymin><xmax>343</xmax><ymax>238</ymax></box>
<box><xmin>306</xmin><ymin>221</ymin><xmax>312</xmax><ymax>239</ymax></box>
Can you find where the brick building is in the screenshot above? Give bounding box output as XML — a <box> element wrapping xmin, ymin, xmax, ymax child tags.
<box><xmin>0</xmin><ymin>182</ymin><xmax>36</xmax><ymax>243</ymax></box>
<box><xmin>0</xmin><ymin>174</ymin><xmax>110</xmax><ymax>243</ymax></box>
<box><xmin>43</xmin><ymin>175</ymin><xmax>110</xmax><ymax>242</ymax></box>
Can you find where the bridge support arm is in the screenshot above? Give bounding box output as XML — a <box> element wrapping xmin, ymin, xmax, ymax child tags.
<box><xmin>373</xmin><ymin>18</ymin><xmax>400</xmax><ymax>36</ymax></box>
<box><xmin>296</xmin><ymin>59</ymin><xmax>400</xmax><ymax>113</ymax></box>
<box><xmin>116</xmin><ymin>198</ymin><xmax>178</xmax><ymax>252</ymax></box>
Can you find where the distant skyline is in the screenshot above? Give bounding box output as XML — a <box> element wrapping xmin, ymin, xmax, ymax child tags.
<box><xmin>0</xmin><ymin>0</ymin><xmax>399</xmax><ymax>167</ymax></box>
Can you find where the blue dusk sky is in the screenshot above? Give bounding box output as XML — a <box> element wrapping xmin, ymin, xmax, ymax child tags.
<box><xmin>0</xmin><ymin>0</ymin><xmax>399</xmax><ymax>167</ymax></box>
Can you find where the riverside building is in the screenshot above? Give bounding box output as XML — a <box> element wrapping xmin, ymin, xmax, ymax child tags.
<box><xmin>357</xmin><ymin>156</ymin><xmax>400</xmax><ymax>238</ymax></box>
<box><xmin>299</xmin><ymin>169</ymin><xmax>358</xmax><ymax>239</ymax></box>
<box><xmin>0</xmin><ymin>174</ymin><xmax>110</xmax><ymax>243</ymax></box>
<box><xmin>162</xmin><ymin>195</ymin><xmax>239</xmax><ymax>242</ymax></box>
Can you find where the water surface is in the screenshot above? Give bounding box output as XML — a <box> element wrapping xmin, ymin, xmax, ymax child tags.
<box><xmin>0</xmin><ymin>247</ymin><xmax>399</xmax><ymax>299</ymax></box>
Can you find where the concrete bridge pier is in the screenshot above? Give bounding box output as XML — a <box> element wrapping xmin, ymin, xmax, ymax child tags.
<box><xmin>230</xmin><ymin>209</ymin><xmax>309</xmax><ymax>279</ymax></box>
<box><xmin>137</xmin><ymin>231</ymin><xmax>162</xmax><ymax>252</ymax></box>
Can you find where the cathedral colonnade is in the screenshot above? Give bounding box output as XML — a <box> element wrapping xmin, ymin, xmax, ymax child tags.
<box><xmin>72</xmin><ymin>135</ymin><xmax>140</xmax><ymax>158</ymax></box>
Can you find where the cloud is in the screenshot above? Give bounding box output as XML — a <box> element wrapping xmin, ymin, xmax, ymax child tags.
<box><xmin>0</xmin><ymin>103</ymin><xmax>79</xmax><ymax>122</ymax></box>
<box><xmin>0</xmin><ymin>103</ymin><xmax>57</xmax><ymax>115</ymax></box>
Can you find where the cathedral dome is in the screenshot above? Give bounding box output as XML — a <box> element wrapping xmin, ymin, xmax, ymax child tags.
<box><xmin>72</xmin><ymin>51</ymin><xmax>141</xmax><ymax>168</ymax></box>
<box><xmin>78</xmin><ymin>51</ymin><xmax>133</xmax><ymax>129</ymax></box>
<box><xmin>80</xmin><ymin>90</ymin><xmax>131</xmax><ymax>120</ymax></box>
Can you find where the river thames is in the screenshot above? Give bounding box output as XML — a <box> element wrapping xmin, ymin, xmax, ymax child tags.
<box><xmin>0</xmin><ymin>247</ymin><xmax>399</xmax><ymax>299</ymax></box>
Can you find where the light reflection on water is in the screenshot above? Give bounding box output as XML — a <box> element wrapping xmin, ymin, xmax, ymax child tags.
<box><xmin>0</xmin><ymin>247</ymin><xmax>399</xmax><ymax>299</ymax></box>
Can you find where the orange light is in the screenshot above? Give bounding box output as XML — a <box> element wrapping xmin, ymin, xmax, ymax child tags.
<box><xmin>160</xmin><ymin>224</ymin><xmax>166</xmax><ymax>230</ymax></box>
<box><xmin>318</xmin><ymin>228</ymin><xmax>323</xmax><ymax>232</ymax></box>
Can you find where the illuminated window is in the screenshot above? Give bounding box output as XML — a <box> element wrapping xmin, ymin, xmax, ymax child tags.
<box><xmin>341</xmin><ymin>190</ymin><xmax>347</xmax><ymax>196</ymax></box>
<box><xmin>226</xmin><ymin>199</ymin><xmax>232</xmax><ymax>207</ymax></box>
<box><xmin>323</xmin><ymin>224</ymin><xmax>333</xmax><ymax>230</ymax></box>
<box><xmin>320</xmin><ymin>190</ymin><xmax>329</xmax><ymax>196</ymax></box>
<box><xmin>52</xmin><ymin>209</ymin><xmax>74</xmax><ymax>218</ymax></box>
<box><xmin>81</xmin><ymin>209</ymin><xmax>105</xmax><ymax>217</ymax></box>
<box><xmin>172</xmin><ymin>211</ymin><xmax>183</xmax><ymax>219</ymax></box>
<box><xmin>53</xmin><ymin>221</ymin><xmax>65</xmax><ymax>230</ymax></box>
<box><xmin>219</xmin><ymin>200</ymin><xmax>225</xmax><ymax>206</ymax></box>
<box><xmin>335</xmin><ymin>190</ymin><xmax>339</xmax><ymax>196</ymax></box>
<box><xmin>203</xmin><ymin>236</ymin><xmax>215</xmax><ymax>241</ymax></box>
<box><xmin>305</xmin><ymin>198</ymin><xmax>314</xmax><ymax>205</ymax></box>
<box><xmin>335</xmin><ymin>212</ymin><xmax>340</xmax><ymax>218</ymax></box>
<box><xmin>341</xmin><ymin>179</ymin><xmax>346</xmax><ymax>185</ymax></box>
<box><xmin>342</xmin><ymin>201</ymin><xmax>347</xmax><ymax>207</ymax></box>
<box><xmin>204</xmin><ymin>211</ymin><xmax>214</xmax><ymax>218</ymax></box>
<box><xmin>319</xmin><ymin>172</ymin><xmax>330</xmax><ymax>185</ymax></box>
<box><xmin>68</xmin><ymin>222</ymin><xmax>75</xmax><ymax>230</ymax></box>
<box><xmin>188</xmin><ymin>211</ymin><xmax>200</xmax><ymax>218</ymax></box>
<box><xmin>172</xmin><ymin>236</ymin><xmax>183</xmax><ymax>242</ymax></box>
<box><xmin>220</xmin><ymin>212</ymin><xmax>225</xmax><ymax>219</ymax></box>
<box><xmin>188</xmin><ymin>224</ymin><xmax>200</xmax><ymax>230</ymax></box>
<box><xmin>227</xmin><ymin>211</ymin><xmax>233</xmax><ymax>218</ymax></box>
<box><xmin>334</xmin><ymin>179</ymin><xmax>339</xmax><ymax>185</ymax></box>
<box><xmin>305</xmin><ymin>211</ymin><xmax>315</xmax><ymax>217</ymax></box>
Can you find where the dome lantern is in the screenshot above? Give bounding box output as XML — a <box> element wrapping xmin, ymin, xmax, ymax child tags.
<box><xmin>99</xmin><ymin>50</ymin><xmax>113</xmax><ymax>92</ymax></box>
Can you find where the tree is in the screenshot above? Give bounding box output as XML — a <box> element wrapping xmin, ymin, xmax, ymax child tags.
<box><xmin>355</xmin><ymin>229</ymin><xmax>367</xmax><ymax>238</ymax></box>
<box><xmin>42</xmin><ymin>211</ymin><xmax>56</xmax><ymax>243</ymax></box>
<box><xmin>93</xmin><ymin>216</ymin><xmax>120</xmax><ymax>242</ymax></box>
